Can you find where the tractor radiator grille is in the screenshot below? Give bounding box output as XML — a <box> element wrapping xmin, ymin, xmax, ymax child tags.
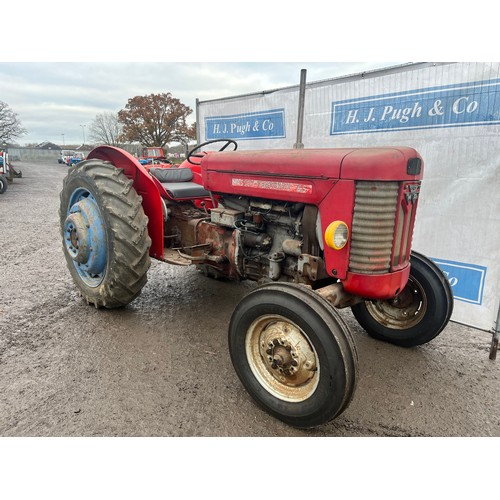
<box><xmin>349</xmin><ymin>181</ymin><xmax>399</xmax><ymax>274</ymax></box>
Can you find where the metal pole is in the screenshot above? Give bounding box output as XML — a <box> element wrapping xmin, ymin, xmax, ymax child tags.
<box><xmin>490</xmin><ymin>301</ymin><xmax>500</xmax><ymax>360</ymax></box>
<box><xmin>5</xmin><ymin>152</ymin><xmax>10</xmax><ymax>178</ymax></box>
<box><xmin>195</xmin><ymin>98</ymin><xmax>200</xmax><ymax>145</ymax></box>
<box><xmin>294</xmin><ymin>69</ymin><xmax>307</xmax><ymax>149</ymax></box>
<box><xmin>80</xmin><ymin>125</ymin><xmax>86</xmax><ymax>145</ymax></box>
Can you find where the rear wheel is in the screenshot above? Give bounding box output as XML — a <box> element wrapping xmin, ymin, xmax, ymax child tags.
<box><xmin>351</xmin><ymin>251</ymin><xmax>453</xmax><ymax>347</ymax></box>
<box><xmin>59</xmin><ymin>159</ymin><xmax>151</xmax><ymax>308</ymax></box>
<box><xmin>229</xmin><ymin>283</ymin><xmax>358</xmax><ymax>428</ymax></box>
<box><xmin>0</xmin><ymin>174</ymin><xmax>7</xmax><ymax>194</ymax></box>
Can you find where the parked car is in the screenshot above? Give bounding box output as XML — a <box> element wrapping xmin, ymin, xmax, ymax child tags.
<box><xmin>58</xmin><ymin>150</ymin><xmax>74</xmax><ymax>164</ymax></box>
<box><xmin>59</xmin><ymin>151</ymin><xmax>86</xmax><ymax>166</ymax></box>
<box><xmin>67</xmin><ymin>152</ymin><xmax>86</xmax><ymax>166</ymax></box>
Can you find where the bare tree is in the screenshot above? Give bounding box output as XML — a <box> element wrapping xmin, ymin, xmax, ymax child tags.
<box><xmin>89</xmin><ymin>112</ymin><xmax>122</xmax><ymax>146</ymax></box>
<box><xmin>0</xmin><ymin>101</ymin><xmax>27</xmax><ymax>144</ymax></box>
<box><xmin>118</xmin><ymin>93</ymin><xmax>195</xmax><ymax>148</ymax></box>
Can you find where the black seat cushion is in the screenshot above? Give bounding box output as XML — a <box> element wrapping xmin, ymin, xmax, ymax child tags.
<box><xmin>162</xmin><ymin>182</ymin><xmax>210</xmax><ymax>199</ymax></box>
<box><xmin>149</xmin><ymin>167</ymin><xmax>209</xmax><ymax>199</ymax></box>
<box><xmin>149</xmin><ymin>167</ymin><xmax>193</xmax><ymax>183</ymax></box>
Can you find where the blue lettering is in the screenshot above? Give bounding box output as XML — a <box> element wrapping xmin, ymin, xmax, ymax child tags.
<box><xmin>331</xmin><ymin>79</ymin><xmax>500</xmax><ymax>135</ymax></box>
<box><xmin>205</xmin><ymin>109</ymin><xmax>286</xmax><ymax>140</ymax></box>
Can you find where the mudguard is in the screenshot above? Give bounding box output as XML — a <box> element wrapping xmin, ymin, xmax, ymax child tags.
<box><xmin>87</xmin><ymin>146</ymin><xmax>165</xmax><ymax>260</ymax></box>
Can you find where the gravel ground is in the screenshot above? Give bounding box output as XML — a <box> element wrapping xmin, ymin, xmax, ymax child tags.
<box><xmin>0</xmin><ymin>159</ymin><xmax>499</xmax><ymax>437</ymax></box>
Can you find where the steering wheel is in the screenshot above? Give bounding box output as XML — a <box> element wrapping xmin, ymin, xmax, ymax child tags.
<box><xmin>187</xmin><ymin>139</ymin><xmax>238</xmax><ymax>165</ymax></box>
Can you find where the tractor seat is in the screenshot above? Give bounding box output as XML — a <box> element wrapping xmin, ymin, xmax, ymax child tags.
<box><xmin>149</xmin><ymin>167</ymin><xmax>210</xmax><ymax>199</ymax></box>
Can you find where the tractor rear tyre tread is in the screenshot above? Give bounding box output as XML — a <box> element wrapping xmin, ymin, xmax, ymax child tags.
<box><xmin>60</xmin><ymin>159</ymin><xmax>151</xmax><ymax>308</ymax></box>
<box><xmin>0</xmin><ymin>174</ymin><xmax>7</xmax><ymax>194</ymax></box>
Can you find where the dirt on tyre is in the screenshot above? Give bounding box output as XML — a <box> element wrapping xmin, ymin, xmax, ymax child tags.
<box><xmin>351</xmin><ymin>251</ymin><xmax>454</xmax><ymax>347</ymax></box>
<box><xmin>228</xmin><ymin>282</ymin><xmax>358</xmax><ymax>428</ymax></box>
<box><xmin>59</xmin><ymin>159</ymin><xmax>151</xmax><ymax>308</ymax></box>
<box><xmin>0</xmin><ymin>174</ymin><xmax>7</xmax><ymax>194</ymax></box>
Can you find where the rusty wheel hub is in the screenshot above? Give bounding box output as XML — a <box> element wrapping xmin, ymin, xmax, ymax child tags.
<box><xmin>366</xmin><ymin>276</ymin><xmax>427</xmax><ymax>329</ymax></box>
<box><xmin>246</xmin><ymin>316</ymin><xmax>319</xmax><ymax>402</ymax></box>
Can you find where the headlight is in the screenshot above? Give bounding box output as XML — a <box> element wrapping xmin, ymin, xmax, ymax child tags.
<box><xmin>325</xmin><ymin>221</ymin><xmax>349</xmax><ymax>250</ymax></box>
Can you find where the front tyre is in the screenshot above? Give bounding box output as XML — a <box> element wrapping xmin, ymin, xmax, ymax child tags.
<box><xmin>59</xmin><ymin>160</ymin><xmax>151</xmax><ymax>308</ymax></box>
<box><xmin>351</xmin><ymin>251</ymin><xmax>454</xmax><ymax>347</ymax></box>
<box><xmin>229</xmin><ymin>283</ymin><xmax>358</xmax><ymax>428</ymax></box>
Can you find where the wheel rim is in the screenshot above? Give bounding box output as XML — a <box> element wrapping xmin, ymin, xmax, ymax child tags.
<box><xmin>63</xmin><ymin>187</ymin><xmax>107</xmax><ymax>287</ymax></box>
<box><xmin>365</xmin><ymin>276</ymin><xmax>427</xmax><ymax>329</ymax></box>
<box><xmin>245</xmin><ymin>314</ymin><xmax>320</xmax><ymax>403</ymax></box>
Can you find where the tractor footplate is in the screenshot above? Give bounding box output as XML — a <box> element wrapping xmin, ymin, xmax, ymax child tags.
<box><xmin>163</xmin><ymin>248</ymin><xmax>192</xmax><ymax>266</ymax></box>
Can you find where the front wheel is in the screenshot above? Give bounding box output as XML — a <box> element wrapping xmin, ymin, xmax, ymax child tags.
<box><xmin>351</xmin><ymin>251</ymin><xmax>454</xmax><ymax>347</ymax></box>
<box><xmin>229</xmin><ymin>283</ymin><xmax>358</xmax><ymax>428</ymax></box>
<box><xmin>59</xmin><ymin>159</ymin><xmax>151</xmax><ymax>308</ymax></box>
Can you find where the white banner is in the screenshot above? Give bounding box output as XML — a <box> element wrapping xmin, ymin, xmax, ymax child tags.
<box><xmin>198</xmin><ymin>62</ymin><xmax>500</xmax><ymax>331</ymax></box>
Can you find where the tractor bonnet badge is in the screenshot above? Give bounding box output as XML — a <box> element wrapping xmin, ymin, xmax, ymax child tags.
<box><xmin>405</xmin><ymin>184</ymin><xmax>420</xmax><ymax>204</ymax></box>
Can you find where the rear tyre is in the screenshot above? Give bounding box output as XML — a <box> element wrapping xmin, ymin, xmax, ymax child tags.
<box><xmin>59</xmin><ymin>159</ymin><xmax>151</xmax><ymax>308</ymax></box>
<box><xmin>351</xmin><ymin>251</ymin><xmax>454</xmax><ymax>347</ymax></box>
<box><xmin>229</xmin><ymin>282</ymin><xmax>358</xmax><ymax>428</ymax></box>
<box><xmin>0</xmin><ymin>174</ymin><xmax>7</xmax><ymax>194</ymax></box>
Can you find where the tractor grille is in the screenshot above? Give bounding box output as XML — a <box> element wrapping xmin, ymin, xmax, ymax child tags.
<box><xmin>349</xmin><ymin>181</ymin><xmax>399</xmax><ymax>274</ymax></box>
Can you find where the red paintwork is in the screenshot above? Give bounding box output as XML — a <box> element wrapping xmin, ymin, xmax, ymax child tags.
<box><xmin>343</xmin><ymin>265</ymin><xmax>411</xmax><ymax>300</ymax></box>
<box><xmin>201</xmin><ymin>147</ymin><xmax>422</xmax><ymax>201</ymax></box>
<box><xmin>202</xmin><ymin>148</ymin><xmax>348</xmax><ymax>179</ymax></box>
<box><xmin>87</xmin><ymin>146</ymin><xmax>165</xmax><ymax>260</ymax></box>
<box><xmin>340</xmin><ymin>147</ymin><xmax>424</xmax><ymax>181</ymax></box>
<box><xmin>86</xmin><ymin>146</ymin><xmax>216</xmax><ymax>260</ymax></box>
<box><xmin>141</xmin><ymin>146</ymin><xmax>166</xmax><ymax>160</ymax></box>
<box><xmin>87</xmin><ymin>145</ymin><xmax>424</xmax><ymax>301</ymax></box>
<box><xmin>200</xmin><ymin>147</ymin><xmax>423</xmax><ymax>297</ymax></box>
<box><xmin>318</xmin><ymin>180</ymin><xmax>356</xmax><ymax>280</ymax></box>
<box><xmin>391</xmin><ymin>182</ymin><xmax>420</xmax><ymax>270</ymax></box>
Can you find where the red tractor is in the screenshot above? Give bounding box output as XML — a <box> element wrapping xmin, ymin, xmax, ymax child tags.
<box><xmin>138</xmin><ymin>146</ymin><xmax>172</xmax><ymax>167</ymax></box>
<box><xmin>59</xmin><ymin>139</ymin><xmax>453</xmax><ymax>428</ymax></box>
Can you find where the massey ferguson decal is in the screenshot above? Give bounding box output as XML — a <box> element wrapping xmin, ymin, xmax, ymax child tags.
<box><xmin>331</xmin><ymin>78</ymin><xmax>500</xmax><ymax>135</ymax></box>
<box><xmin>231</xmin><ymin>178</ymin><xmax>313</xmax><ymax>194</ymax></box>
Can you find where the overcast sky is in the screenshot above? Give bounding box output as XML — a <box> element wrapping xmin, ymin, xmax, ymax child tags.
<box><xmin>1</xmin><ymin>2</ymin><xmax>492</xmax><ymax>148</ymax></box>
<box><xmin>0</xmin><ymin>62</ymin><xmax>402</xmax><ymax>146</ymax></box>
